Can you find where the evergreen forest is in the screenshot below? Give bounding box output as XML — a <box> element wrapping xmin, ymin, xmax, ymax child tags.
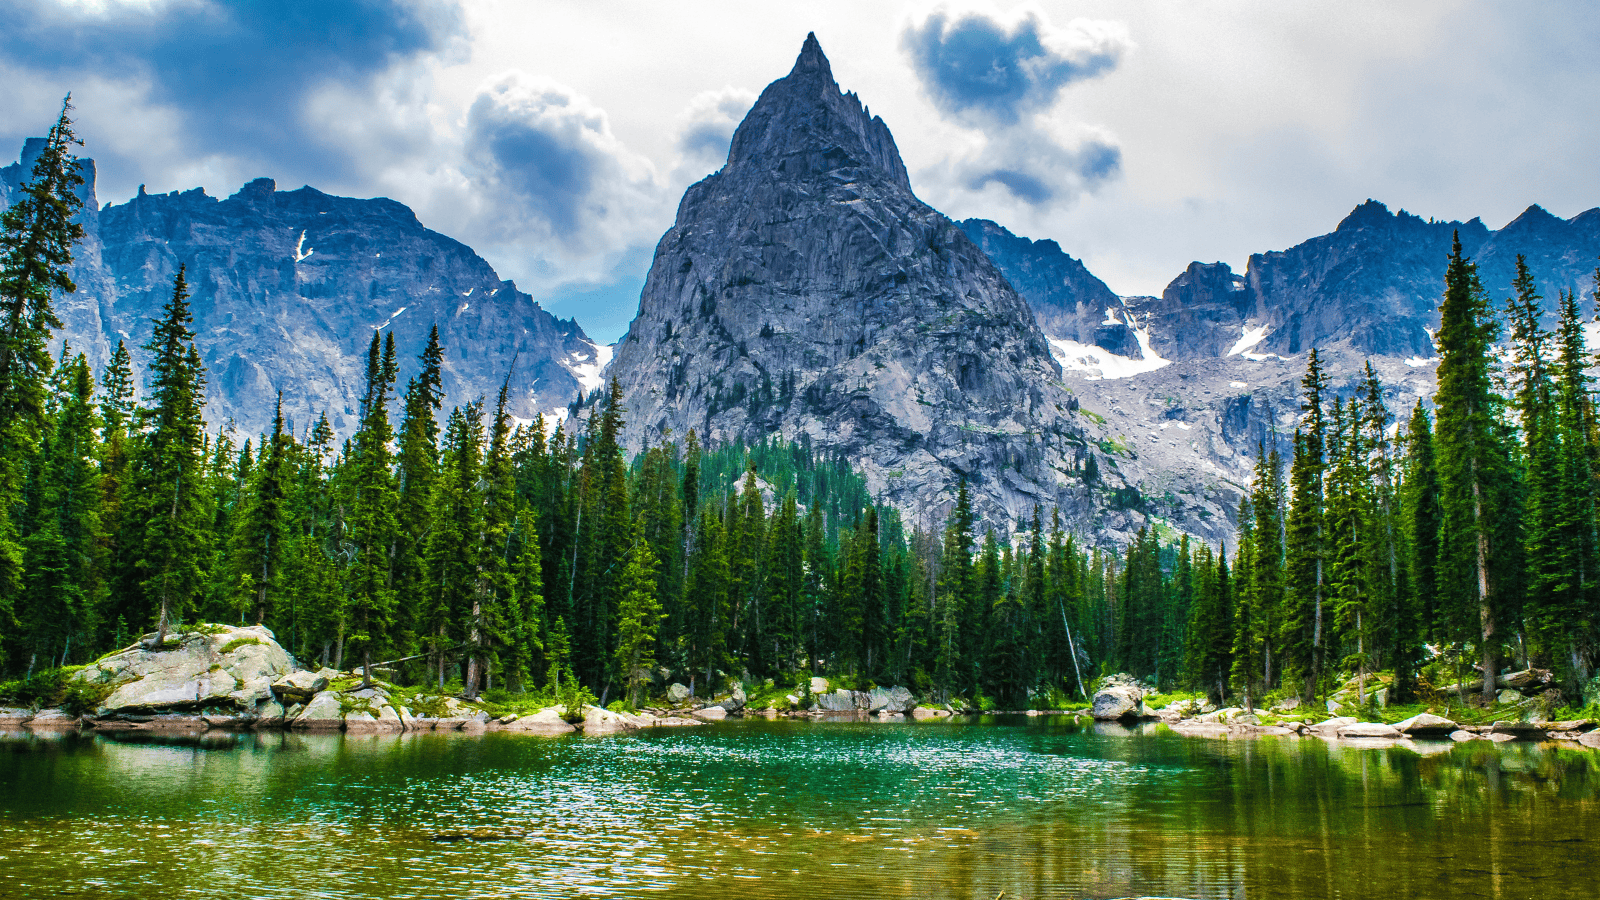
<box><xmin>4</xmin><ymin>103</ymin><xmax>1600</xmax><ymax>716</ymax></box>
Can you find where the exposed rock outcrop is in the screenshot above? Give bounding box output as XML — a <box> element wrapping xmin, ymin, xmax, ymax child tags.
<box><xmin>605</xmin><ymin>34</ymin><xmax>1093</xmax><ymax>531</ymax></box>
<box><xmin>1091</xmin><ymin>683</ymin><xmax>1144</xmax><ymax>721</ymax></box>
<box><xmin>2</xmin><ymin>142</ymin><xmax>602</xmax><ymax>441</ymax></box>
<box><xmin>73</xmin><ymin>624</ymin><xmax>291</xmax><ymax>717</ymax></box>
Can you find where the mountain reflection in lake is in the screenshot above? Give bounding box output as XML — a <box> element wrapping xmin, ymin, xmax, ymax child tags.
<box><xmin>2</xmin><ymin>717</ymin><xmax>1596</xmax><ymax>899</ymax></box>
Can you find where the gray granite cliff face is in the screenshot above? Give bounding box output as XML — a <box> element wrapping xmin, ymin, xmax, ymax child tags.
<box><xmin>956</xmin><ymin>218</ymin><xmax>1130</xmax><ymax>355</ymax></box>
<box><xmin>975</xmin><ymin>200</ymin><xmax>1599</xmax><ymax>545</ymax></box>
<box><xmin>1126</xmin><ymin>200</ymin><xmax>1598</xmax><ymax>363</ymax></box>
<box><xmin>2</xmin><ymin>143</ymin><xmax>600</xmax><ymax>439</ymax></box>
<box><xmin>605</xmin><ymin>35</ymin><xmax>1219</xmax><ymax>538</ymax></box>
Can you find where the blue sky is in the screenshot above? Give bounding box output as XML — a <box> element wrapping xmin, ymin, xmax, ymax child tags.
<box><xmin>3</xmin><ymin>1</ymin><xmax>1598</xmax><ymax>343</ymax></box>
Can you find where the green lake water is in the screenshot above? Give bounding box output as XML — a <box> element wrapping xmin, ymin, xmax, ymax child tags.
<box><xmin>1</xmin><ymin>717</ymin><xmax>1597</xmax><ymax>899</ymax></box>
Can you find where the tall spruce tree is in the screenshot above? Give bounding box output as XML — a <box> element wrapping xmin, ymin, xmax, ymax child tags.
<box><xmin>1433</xmin><ymin>234</ymin><xmax>1518</xmax><ymax>701</ymax></box>
<box><xmin>613</xmin><ymin>520</ymin><xmax>663</xmax><ymax>707</ymax></box>
<box><xmin>128</xmin><ymin>267</ymin><xmax>210</xmax><ymax>647</ymax></box>
<box><xmin>394</xmin><ymin>326</ymin><xmax>444</xmax><ymax>652</ymax></box>
<box><xmin>344</xmin><ymin>332</ymin><xmax>400</xmax><ymax>687</ymax></box>
<box><xmin>0</xmin><ymin>98</ymin><xmax>86</xmax><ymax>637</ymax></box>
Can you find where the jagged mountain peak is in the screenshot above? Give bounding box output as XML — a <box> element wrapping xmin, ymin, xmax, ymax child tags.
<box><xmin>1335</xmin><ymin>198</ymin><xmax>1393</xmax><ymax>231</ymax></box>
<box><xmin>1497</xmin><ymin>202</ymin><xmax>1567</xmax><ymax>236</ymax></box>
<box><xmin>724</xmin><ymin>33</ymin><xmax>911</xmax><ymax>192</ymax></box>
<box><xmin>791</xmin><ymin>31</ymin><xmax>831</xmax><ymax>81</ymax></box>
<box><xmin>601</xmin><ymin>38</ymin><xmax>1194</xmax><ymax>542</ymax></box>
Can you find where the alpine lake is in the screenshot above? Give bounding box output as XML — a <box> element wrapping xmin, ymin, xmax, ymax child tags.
<box><xmin>2</xmin><ymin>717</ymin><xmax>1596</xmax><ymax>899</ymax></box>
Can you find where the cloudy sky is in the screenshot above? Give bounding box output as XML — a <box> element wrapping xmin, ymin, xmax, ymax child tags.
<box><xmin>3</xmin><ymin>1</ymin><xmax>1597</xmax><ymax>343</ymax></box>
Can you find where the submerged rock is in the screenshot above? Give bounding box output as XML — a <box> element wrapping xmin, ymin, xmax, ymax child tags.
<box><xmin>1338</xmin><ymin>722</ymin><xmax>1402</xmax><ymax>739</ymax></box>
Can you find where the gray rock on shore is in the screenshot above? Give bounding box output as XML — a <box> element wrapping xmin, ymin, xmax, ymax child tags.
<box><xmin>1091</xmin><ymin>684</ymin><xmax>1145</xmax><ymax>721</ymax></box>
<box><xmin>1392</xmin><ymin>712</ymin><xmax>1458</xmax><ymax>736</ymax></box>
<box><xmin>74</xmin><ymin>624</ymin><xmax>292</xmax><ymax>717</ymax></box>
<box><xmin>868</xmin><ymin>686</ymin><xmax>915</xmax><ymax>713</ymax></box>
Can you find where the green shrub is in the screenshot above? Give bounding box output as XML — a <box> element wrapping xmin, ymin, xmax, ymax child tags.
<box><xmin>60</xmin><ymin>680</ymin><xmax>113</xmax><ymax>716</ymax></box>
<box><xmin>219</xmin><ymin>637</ymin><xmax>263</xmax><ymax>655</ymax></box>
<box><xmin>0</xmin><ymin>667</ymin><xmax>97</xmax><ymax>712</ymax></box>
<box><xmin>560</xmin><ymin>681</ymin><xmax>597</xmax><ymax>721</ymax></box>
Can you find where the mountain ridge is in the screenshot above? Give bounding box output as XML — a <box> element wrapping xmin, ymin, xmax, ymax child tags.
<box><xmin>2</xmin><ymin>150</ymin><xmax>602</xmax><ymax>439</ymax></box>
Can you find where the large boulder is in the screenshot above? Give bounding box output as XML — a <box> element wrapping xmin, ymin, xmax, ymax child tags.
<box><xmin>1393</xmin><ymin>712</ymin><xmax>1458</xmax><ymax>736</ymax></box>
<box><xmin>74</xmin><ymin>625</ymin><xmax>293</xmax><ymax>717</ymax></box>
<box><xmin>1308</xmin><ymin>716</ymin><xmax>1359</xmax><ymax>735</ymax></box>
<box><xmin>1091</xmin><ymin>684</ymin><xmax>1144</xmax><ymax>721</ymax></box>
<box><xmin>290</xmin><ymin>691</ymin><xmax>349</xmax><ymax>731</ymax></box>
<box><xmin>497</xmin><ymin>707</ymin><xmax>576</xmax><ymax>734</ymax></box>
<box><xmin>0</xmin><ymin>708</ymin><xmax>33</xmax><ymax>725</ymax></box>
<box><xmin>1579</xmin><ymin>731</ymin><xmax>1600</xmax><ymax>749</ymax></box>
<box><xmin>691</xmin><ymin>705</ymin><xmax>729</xmax><ymax>721</ymax></box>
<box><xmin>809</xmin><ymin>676</ymin><xmax>829</xmax><ymax>695</ymax></box>
<box><xmin>271</xmin><ymin>671</ymin><xmax>330</xmax><ymax>703</ymax></box>
<box><xmin>1338</xmin><ymin>722</ymin><xmax>1403</xmax><ymax>739</ymax></box>
<box><xmin>666</xmin><ymin>683</ymin><xmax>691</xmax><ymax>704</ymax></box>
<box><xmin>816</xmin><ymin>689</ymin><xmax>869</xmax><ymax>712</ymax></box>
<box><xmin>868</xmin><ymin>686</ymin><xmax>916</xmax><ymax>713</ymax></box>
<box><xmin>24</xmin><ymin>709</ymin><xmax>79</xmax><ymax>727</ymax></box>
<box><xmin>721</xmin><ymin>684</ymin><xmax>746</xmax><ymax>712</ymax></box>
<box><xmin>580</xmin><ymin>706</ymin><xmax>639</xmax><ymax>735</ymax></box>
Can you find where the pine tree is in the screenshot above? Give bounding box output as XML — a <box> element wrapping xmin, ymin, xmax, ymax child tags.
<box><xmin>344</xmin><ymin>332</ymin><xmax>400</xmax><ymax>686</ymax></box>
<box><xmin>933</xmin><ymin>480</ymin><xmax>974</xmax><ymax>699</ymax></box>
<box><xmin>0</xmin><ymin>97</ymin><xmax>83</xmax><ymax>452</ymax></box>
<box><xmin>463</xmin><ymin>374</ymin><xmax>519</xmax><ymax>699</ymax></box>
<box><xmin>424</xmin><ymin>402</ymin><xmax>485</xmax><ymax>688</ymax></box>
<box><xmin>613</xmin><ymin>521</ymin><xmax>663</xmax><ymax>707</ymax></box>
<box><xmin>685</xmin><ymin>504</ymin><xmax>730</xmax><ymax>696</ymax></box>
<box><xmin>1545</xmin><ymin>284</ymin><xmax>1599</xmax><ymax>689</ymax></box>
<box><xmin>18</xmin><ymin>353</ymin><xmax>99</xmax><ymax>668</ymax></box>
<box><xmin>505</xmin><ymin>507</ymin><xmax>546</xmax><ymax>690</ymax></box>
<box><xmin>0</xmin><ymin>98</ymin><xmax>86</xmax><ymax>638</ymax></box>
<box><xmin>1433</xmin><ymin>234</ymin><xmax>1518</xmax><ymax>701</ymax></box>
<box><xmin>235</xmin><ymin>394</ymin><xmax>289</xmax><ymax>626</ymax></box>
<box><xmin>394</xmin><ymin>326</ymin><xmax>444</xmax><ymax>654</ymax></box>
<box><xmin>128</xmin><ymin>267</ymin><xmax>210</xmax><ymax>646</ymax></box>
<box><xmin>1281</xmin><ymin>352</ymin><xmax>1328</xmax><ymax>699</ymax></box>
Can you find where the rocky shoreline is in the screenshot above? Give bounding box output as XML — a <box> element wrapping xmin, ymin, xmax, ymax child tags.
<box><xmin>5</xmin><ymin>628</ymin><xmax>1597</xmax><ymax>752</ymax></box>
<box><xmin>1079</xmin><ymin>673</ymin><xmax>1600</xmax><ymax>750</ymax></box>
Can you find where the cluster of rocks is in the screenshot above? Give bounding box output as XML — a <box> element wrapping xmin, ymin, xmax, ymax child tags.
<box><xmin>0</xmin><ymin>625</ymin><xmax>708</xmax><ymax>737</ymax></box>
<box><xmin>652</xmin><ymin>677</ymin><xmax>948</xmax><ymax>721</ymax></box>
<box><xmin>2</xmin><ymin>625</ymin><xmax>969</xmax><ymax>736</ymax></box>
<box><xmin>1079</xmin><ymin>672</ymin><xmax>1600</xmax><ymax>749</ymax></box>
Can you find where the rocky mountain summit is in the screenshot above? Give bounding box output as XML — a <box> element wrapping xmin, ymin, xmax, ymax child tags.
<box><xmin>2</xmin><ymin>143</ymin><xmax>603</xmax><ymax>439</ymax></box>
<box><xmin>980</xmin><ymin>200</ymin><xmax>1599</xmax><ymax>370</ymax></box>
<box><xmin>969</xmin><ymin>203</ymin><xmax>1600</xmax><ymax>543</ymax></box>
<box><xmin>604</xmin><ymin>35</ymin><xmax>1223</xmax><ymax>537</ymax></box>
